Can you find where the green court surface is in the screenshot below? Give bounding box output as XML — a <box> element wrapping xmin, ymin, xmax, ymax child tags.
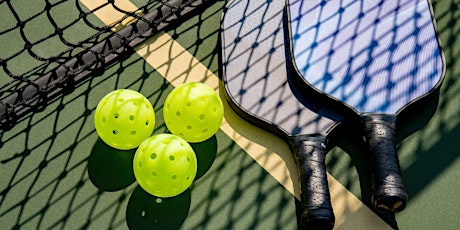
<box><xmin>0</xmin><ymin>0</ymin><xmax>459</xmax><ymax>229</ymax></box>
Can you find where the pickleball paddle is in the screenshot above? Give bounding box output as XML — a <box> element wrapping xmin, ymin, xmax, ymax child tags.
<box><xmin>286</xmin><ymin>0</ymin><xmax>445</xmax><ymax>212</ymax></box>
<box><xmin>221</xmin><ymin>0</ymin><xmax>347</xmax><ymax>228</ymax></box>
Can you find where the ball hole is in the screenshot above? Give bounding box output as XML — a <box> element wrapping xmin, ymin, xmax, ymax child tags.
<box><xmin>129</xmin><ymin>115</ymin><xmax>135</xmax><ymax>121</ymax></box>
<box><xmin>169</xmin><ymin>155</ymin><xmax>175</xmax><ymax>161</ymax></box>
<box><xmin>186</xmin><ymin>101</ymin><xmax>191</xmax><ymax>107</ymax></box>
<box><xmin>114</xmin><ymin>113</ymin><xmax>119</xmax><ymax>118</ymax></box>
<box><xmin>187</xmin><ymin>125</ymin><xmax>192</xmax><ymax>130</ymax></box>
<box><xmin>199</xmin><ymin>114</ymin><xmax>205</xmax><ymax>120</ymax></box>
<box><xmin>202</xmin><ymin>129</ymin><xmax>208</xmax><ymax>133</ymax></box>
<box><xmin>130</xmin><ymin>130</ymin><xmax>137</xmax><ymax>135</ymax></box>
<box><xmin>186</xmin><ymin>176</ymin><xmax>190</xmax><ymax>180</ymax></box>
<box><xmin>112</xmin><ymin>130</ymin><xmax>119</xmax><ymax>135</ymax></box>
<box><xmin>145</xmin><ymin>120</ymin><xmax>149</xmax><ymax>126</ymax></box>
<box><xmin>187</xmin><ymin>157</ymin><xmax>190</xmax><ymax>162</ymax></box>
<box><xmin>150</xmin><ymin>153</ymin><xmax>157</xmax><ymax>159</ymax></box>
<box><xmin>102</xmin><ymin>117</ymin><xmax>106</xmax><ymax>123</ymax></box>
<box><xmin>138</xmin><ymin>162</ymin><xmax>143</xmax><ymax>168</ymax></box>
<box><xmin>176</xmin><ymin>111</ymin><xmax>181</xmax><ymax>117</ymax></box>
<box><xmin>118</xmin><ymin>98</ymin><xmax>124</xmax><ymax>102</ymax></box>
<box><xmin>152</xmin><ymin>171</ymin><xmax>157</xmax><ymax>176</ymax></box>
<box><xmin>133</xmin><ymin>101</ymin><xmax>138</xmax><ymax>106</ymax></box>
<box><xmin>171</xmin><ymin>175</ymin><xmax>177</xmax><ymax>180</ymax></box>
<box><xmin>214</xmin><ymin>107</ymin><xmax>217</xmax><ymax>112</ymax></box>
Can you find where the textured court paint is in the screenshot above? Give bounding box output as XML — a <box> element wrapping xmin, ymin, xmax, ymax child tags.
<box><xmin>80</xmin><ymin>0</ymin><xmax>391</xmax><ymax>229</ymax></box>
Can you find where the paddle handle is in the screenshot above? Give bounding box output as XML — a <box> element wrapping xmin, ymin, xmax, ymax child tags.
<box><xmin>362</xmin><ymin>114</ymin><xmax>408</xmax><ymax>213</ymax></box>
<box><xmin>290</xmin><ymin>136</ymin><xmax>335</xmax><ymax>230</ymax></box>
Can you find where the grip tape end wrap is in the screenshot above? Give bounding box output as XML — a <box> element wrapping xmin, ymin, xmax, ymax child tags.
<box><xmin>361</xmin><ymin>114</ymin><xmax>408</xmax><ymax>213</ymax></box>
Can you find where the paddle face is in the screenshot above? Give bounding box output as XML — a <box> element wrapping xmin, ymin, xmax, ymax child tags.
<box><xmin>221</xmin><ymin>0</ymin><xmax>343</xmax><ymax>228</ymax></box>
<box><xmin>288</xmin><ymin>0</ymin><xmax>444</xmax><ymax>115</ymax></box>
<box><xmin>222</xmin><ymin>1</ymin><xmax>342</xmax><ymax>139</ymax></box>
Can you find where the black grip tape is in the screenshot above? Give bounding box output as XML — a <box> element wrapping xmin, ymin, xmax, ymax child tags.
<box><xmin>362</xmin><ymin>114</ymin><xmax>408</xmax><ymax>213</ymax></box>
<box><xmin>290</xmin><ymin>136</ymin><xmax>335</xmax><ymax>230</ymax></box>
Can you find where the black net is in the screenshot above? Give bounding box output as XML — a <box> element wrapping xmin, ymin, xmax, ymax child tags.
<box><xmin>0</xmin><ymin>0</ymin><xmax>212</xmax><ymax>130</ymax></box>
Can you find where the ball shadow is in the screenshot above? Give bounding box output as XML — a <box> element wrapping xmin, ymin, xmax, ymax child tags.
<box><xmin>190</xmin><ymin>135</ymin><xmax>218</xmax><ymax>180</ymax></box>
<box><xmin>88</xmin><ymin>134</ymin><xmax>217</xmax><ymax>229</ymax></box>
<box><xmin>87</xmin><ymin>139</ymin><xmax>136</xmax><ymax>191</ymax></box>
<box><xmin>126</xmin><ymin>186</ymin><xmax>191</xmax><ymax>230</ymax></box>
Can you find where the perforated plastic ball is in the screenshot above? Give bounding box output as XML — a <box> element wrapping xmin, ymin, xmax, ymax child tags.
<box><xmin>94</xmin><ymin>89</ymin><xmax>155</xmax><ymax>150</ymax></box>
<box><xmin>133</xmin><ymin>134</ymin><xmax>197</xmax><ymax>198</ymax></box>
<box><xmin>163</xmin><ymin>82</ymin><xmax>224</xmax><ymax>143</ymax></box>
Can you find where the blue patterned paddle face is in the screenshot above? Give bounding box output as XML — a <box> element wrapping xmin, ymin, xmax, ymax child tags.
<box><xmin>289</xmin><ymin>0</ymin><xmax>443</xmax><ymax>114</ymax></box>
<box><xmin>287</xmin><ymin>0</ymin><xmax>445</xmax><ymax>213</ymax></box>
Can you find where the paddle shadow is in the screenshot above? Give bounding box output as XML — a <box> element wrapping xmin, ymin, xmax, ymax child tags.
<box><xmin>330</xmin><ymin>86</ymin><xmax>441</xmax><ymax>229</ymax></box>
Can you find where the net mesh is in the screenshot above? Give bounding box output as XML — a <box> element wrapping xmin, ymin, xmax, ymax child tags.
<box><xmin>0</xmin><ymin>0</ymin><xmax>210</xmax><ymax>130</ymax></box>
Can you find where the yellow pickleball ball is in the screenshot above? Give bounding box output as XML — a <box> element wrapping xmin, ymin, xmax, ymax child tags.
<box><xmin>94</xmin><ymin>89</ymin><xmax>155</xmax><ymax>150</ymax></box>
<box><xmin>163</xmin><ymin>82</ymin><xmax>224</xmax><ymax>143</ymax></box>
<box><xmin>133</xmin><ymin>134</ymin><xmax>197</xmax><ymax>197</ymax></box>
